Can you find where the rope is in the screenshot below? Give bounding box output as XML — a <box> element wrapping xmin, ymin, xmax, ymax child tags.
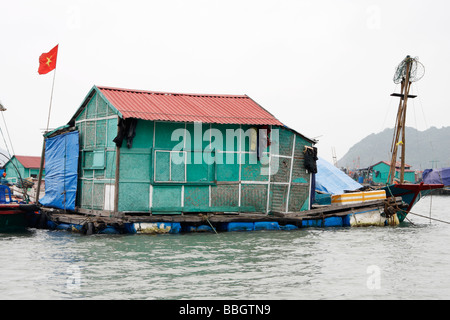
<box><xmin>429</xmin><ymin>192</ymin><xmax>433</xmax><ymax>224</ymax></box>
<box><xmin>383</xmin><ymin>184</ymin><xmax>450</xmax><ymax>225</ymax></box>
<box><xmin>200</xmin><ymin>213</ymin><xmax>218</xmax><ymax>234</ymax></box>
<box><xmin>406</xmin><ymin>210</ymin><xmax>450</xmax><ymax>225</ymax></box>
<box><xmin>403</xmin><ymin>215</ymin><xmax>415</xmax><ymax>225</ymax></box>
<box><xmin>205</xmin><ymin>216</ymin><xmax>218</xmax><ymax>234</ymax></box>
<box><xmin>392</xmin><ymin>198</ymin><xmax>450</xmax><ymax>224</ymax></box>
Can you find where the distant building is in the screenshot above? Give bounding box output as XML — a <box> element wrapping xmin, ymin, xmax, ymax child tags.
<box><xmin>4</xmin><ymin>155</ymin><xmax>44</xmax><ymax>184</ymax></box>
<box><xmin>370</xmin><ymin>161</ymin><xmax>415</xmax><ymax>184</ymax></box>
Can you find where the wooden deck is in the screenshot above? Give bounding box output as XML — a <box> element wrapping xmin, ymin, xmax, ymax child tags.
<box><xmin>41</xmin><ymin>197</ymin><xmax>404</xmax><ymax>231</ymax></box>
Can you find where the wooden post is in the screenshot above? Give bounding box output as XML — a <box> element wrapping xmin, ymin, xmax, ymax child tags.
<box><xmin>35</xmin><ymin>138</ymin><xmax>46</xmax><ymax>203</ymax></box>
<box><xmin>399</xmin><ymin>60</ymin><xmax>412</xmax><ymax>183</ymax></box>
<box><xmin>114</xmin><ymin>146</ymin><xmax>120</xmax><ymax>215</ymax></box>
<box><xmin>388</xmin><ymin>82</ymin><xmax>405</xmax><ymax>184</ymax></box>
<box><xmin>390</xmin><ymin>80</ymin><xmax>405</xmax><ymax>153</ymax></box>
<box><xmin>388</xmin><ymin>57</ymin><xmax>413</xmax><ymax>184</ymax></box>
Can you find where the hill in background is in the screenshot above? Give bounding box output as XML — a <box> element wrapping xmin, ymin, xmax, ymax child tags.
<box><xmin>337</xmin><ymin>126</ymin><xmax>450</xmax><ymax>171</ymax></box>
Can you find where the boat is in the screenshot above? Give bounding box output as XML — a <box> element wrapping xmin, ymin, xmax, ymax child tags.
<box><xmin>380</xmin><ymin>182</ymin><xmax>443</xmax><ymax>223</ymax></box>
<box><xmin>377</xmin><ymin>56</ymin><xmax>444</xmax><ymax>223</ymax></box>
<box><xmin>0</xmin><ymin>184</ymin><xmax>39</xmax><ymax>232</ymax></box>
<box><xmin>281</xmin><ymin>55</ymin><xmax>444</xmax><ymax>228</ymax></box>
<box><xmin>0</xmin><ymin>104</ymin><xmax>42</xmax><ymax>232</ymax></box>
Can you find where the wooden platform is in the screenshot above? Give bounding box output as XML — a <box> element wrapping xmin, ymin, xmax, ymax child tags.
<box><xmin>41</xmin><ymin>197</ymin><xmax>404</xmax><ymax>230</ymax></box>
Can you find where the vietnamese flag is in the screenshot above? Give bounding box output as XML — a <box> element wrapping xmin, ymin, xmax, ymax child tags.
<box><xmin>38</xmin><ymin>45</ymin><xmax>58</xmax><ymax>75</ymax></box>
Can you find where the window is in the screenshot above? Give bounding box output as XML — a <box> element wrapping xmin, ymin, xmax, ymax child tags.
<box><xmin>92</xmin><ymin>150</ymin><xmax>105</xmax><ymax>169</ymax></box>
<box><xmin>153</xmin><ymin>149</ymin><xmax>215</xmax><ymax>184</ymax></box>
<box><xmin>83</xmin><ymin>150</ymin><xmax>105</xmax><ymax>169</ymax></box>
<box><xmin>154</xmin><ymin>150</ymin><xmax>186</xmax><ymax>182</ymax></box>
<box><xmin>186</xmin><ymin>150</ymin><xmax>215</xmax><ymax>183</ymax></box>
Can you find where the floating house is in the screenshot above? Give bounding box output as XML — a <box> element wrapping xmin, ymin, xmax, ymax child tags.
<box><xmin>35</xmin><ymin>55</ymin><xmax>445</xmax><ymax>233</ymax></box>
<box><xmin>4</xmin><ymin>155</ymin><xmax>44</xmax><ymax>184</ymax></box>
<box><xmin>39</xmin><ymin>86</ymin><xmax>317</xmax><ymax>218</ymax></box>
<box><xmin>370</xmin><ymin>161</ymin><xmax>415</xmax><ymax>184</ymax></box>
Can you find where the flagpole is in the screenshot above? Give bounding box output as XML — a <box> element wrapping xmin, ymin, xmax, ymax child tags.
<box><xmin>45</xmin><ymin>66</ymin><xmax>57</xmax><ymax>132</ymax></box>
<box><xmin>36</xmin><ymin>46</ymin><xmax>58</xmax><ymax>204</ymax></box>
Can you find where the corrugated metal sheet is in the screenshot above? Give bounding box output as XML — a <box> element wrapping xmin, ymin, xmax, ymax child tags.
<box><xmin>14</xmin><ymin>156</ymin><xmax>42</xmax><ymax>169</ymax></box>
<box><xmin>97</xmin><ymin>86</ymin><xmax>284</xmax><ymax>126</ymax></box>
<box><xmin>372</xmin><ymin>161</ymin><xmax>412</xmax><ymax>169</ymax></box>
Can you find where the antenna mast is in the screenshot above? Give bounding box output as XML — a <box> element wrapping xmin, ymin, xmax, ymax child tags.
<box><xmin>332</xmin><ymin>147</ymin><xmax>338</xmax><ymax>167</ymax></box>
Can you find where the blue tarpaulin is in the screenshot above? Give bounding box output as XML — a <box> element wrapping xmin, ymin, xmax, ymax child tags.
<box><xmin>422</xmin><ymin>167</ymin><xmax>450</xmax><ymax>186</ymax></box>
<box><xmin>315</xmin><ymin>157</ymin><xmax>363</xmax><ymax>195</ymax></box>
<box><xmin>39</xmin><ymin>131</ymin><xmax>79</xmax><ymax>210</ymax></box>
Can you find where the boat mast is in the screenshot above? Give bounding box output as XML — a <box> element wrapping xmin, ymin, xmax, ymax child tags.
<box><xmin>388</xmin><ymin>57</ymin><xmax>412</xmax><ymax>184</ymax></box>
<box><xmin>387</xmin><ymin>56</ymin><xmax>423</xmax><ymax>184</ymax></box>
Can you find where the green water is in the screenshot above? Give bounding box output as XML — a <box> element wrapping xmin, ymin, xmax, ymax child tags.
<box><xmin>1</xmin><ymin>196</ymin><xmax>450</xmax><ymax>300</ymax></box>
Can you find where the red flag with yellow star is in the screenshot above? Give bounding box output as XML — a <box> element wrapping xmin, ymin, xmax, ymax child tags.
<box><xmin>38</xmin><ymin>45</ymin><xmax>58</xmax><ymax>75</ymax></box>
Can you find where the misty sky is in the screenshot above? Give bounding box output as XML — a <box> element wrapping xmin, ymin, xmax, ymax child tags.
<box><xmin>1</xmin><ymin>0</ymin><xmax>449</xmax><ymax>164</ymax></box>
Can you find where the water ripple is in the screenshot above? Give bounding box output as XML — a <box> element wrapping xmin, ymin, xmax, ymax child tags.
<box><xmin>2</xmin><ymin>196</ymin><xmax>450</xmax><ymax>299</ymax></box>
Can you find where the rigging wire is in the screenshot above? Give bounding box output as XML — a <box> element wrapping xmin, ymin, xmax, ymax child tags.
<box><xmin>414</xmin><ymin>83</ymin><xmax>430</xmax><ymax>130</ymax></box>
<box><xmin>409</xmin><ymin>84</ymin><xmax>423</xmax><ymax>170</ymax></box>
<box><xmin>429</xmin><ymin>192</ymin><xmax>433</xmax><ymax>224</ymax></box>
<box><xmin>407</xmin><ymin>209</ymin><xmax>450</xmax><ymax>225</ymax></box>
<box><xmin>1</xmin><ymin>111</ymin><xmax>16</xmax><ymax>157</ymax></box>
<box><xmin>0</xmin><ymin>151</ymin><xmax>29</xmax><ymax>202</ymax></box>
<box><xmin>380</xmin><ymin>83</ymin><xmax>398</xmax><ymax>131</ymax></box>
<box><xmin>413</xmin><ymin>82</ymin><xmax>438</xmax><ymax>166</ymax></box>
<box><xmin>0</xmin><ymin>118</ymin><xmax>12</xmax><ymax>160</ymax></box>
<box><xmin>414</xmin><ymin>82</ymin><xmax>445</xmax><ymax>184</ymax></box>
<box><xmin>0</xmin><ymin>106</ymin><xmax>30</xmax><ymax>202</ymax></box>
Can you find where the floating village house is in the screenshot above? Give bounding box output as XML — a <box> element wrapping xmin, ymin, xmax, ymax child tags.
<box><xmin>38</xmin><ymin>86</ymin><xmax>317</xmax><ymax>216</ymax></box>
<box><xmin>4</xmin><ymin>155</ymin><xmax>44</xmax><ymax>184</ymax></box>
<box><xmin>370</xmin><ymin>161</ymin><xmax>415</xmax><ymax>184</ymax></box>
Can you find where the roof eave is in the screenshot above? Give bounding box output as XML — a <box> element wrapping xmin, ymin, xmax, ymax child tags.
<box><xmin>245</xmin><ymin>95</ymin><xmax>316</xmax><ymax>144</ymax></box>
<box><xmin>68</xmin><ymin>85</ymin><xmax>123</xmax><ymax>125</ymax></box>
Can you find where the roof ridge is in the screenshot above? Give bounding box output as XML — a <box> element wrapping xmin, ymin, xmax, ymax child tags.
<box><xmin>15</xmin><ymin>155</ymin><xmax>41</xmax><ymax>158</ymax></box>
<box><xmin>96</xmin><ymin>85</ymin><xmax>248</xmax><ymax>98</ymax></box>
<box><xmin>10</xmin><ymin>155</ymin><xmax>42</xmax><ymax>168</ymax></box>
<box><xmin>89</xmin><ymin>85</ymin><xmax>291</xmax><ymax>129</ymax></box>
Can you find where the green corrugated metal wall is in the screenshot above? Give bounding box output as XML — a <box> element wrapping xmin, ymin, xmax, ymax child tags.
<box><xmin>372</xmin><ymin>162</ymin><xmax>415</xmax><ymax>184</ymax></box>
<box><xmin>75</xmin><ymin>89</ymin><xmax>313</xmax><ymax>214</ymax></box>
<box><xmin>76</xmin><ymin>91</ymin><xmax>117</xmax><ymax>210</ymax></box>
<box><xmin>4</xmin><ymin>158</ymin><xmax>26</xmax><ymax>184</ymax></box>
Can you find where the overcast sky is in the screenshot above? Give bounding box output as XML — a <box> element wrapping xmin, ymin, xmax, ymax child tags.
<box><xmin>1</xmin><ymin>0</ymin><xmax>449</xmax><ymax>164</ymax></box>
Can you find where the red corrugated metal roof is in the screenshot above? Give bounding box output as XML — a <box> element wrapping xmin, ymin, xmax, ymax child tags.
<box><xmin>374</xmin><ymin>161</ymin><xmax>412</xmax><ymax>168</ymax></box>
<box><xmin>14</xmin><ymin>156</ymin><xmax>42</xmax><ymax>169</ymax></box>
<box><xmin>97</xmin><ymin>86</ymin><xmax>284</xmax><ymax>126</ymax></box>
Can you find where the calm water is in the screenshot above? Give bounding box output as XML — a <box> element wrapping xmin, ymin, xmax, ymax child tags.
<box><xmin>1</xmin><ymin>195</ymin><xmax>450</xmax><ymax>300</ymax></box>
